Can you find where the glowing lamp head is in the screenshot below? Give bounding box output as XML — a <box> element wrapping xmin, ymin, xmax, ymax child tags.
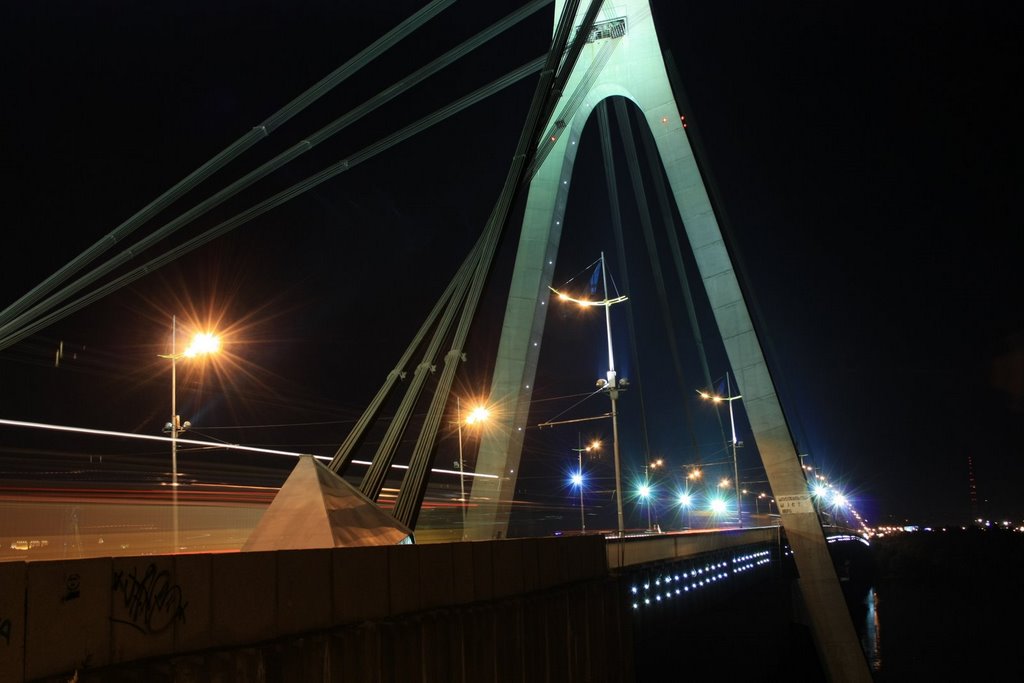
<box><xmin>184</xmin><ymin>332</ymin><xmax>220</xmax><ymax>358</ymax></box>
<box><xmin>679</xmin><ymin>493</ymin><xmax>692</xmax><ymax>508</ymax></box>
<box><xmin>709</xmin><ymin>497</ymin><xmax>727</xmax><ymax>514</ymax></box>
<box><xmin>638</xmin><ymin>484</ymin><xmax>651</xmax><ymax>499</ymax></box>
<box><xmin>465</xmin><ymin>406</ymin><xmax>490</xmax><ymax>425</ymax></box>
<box><xmin>571</xmin><ymin>473</ymin><xmax>583</xmax><ymax>487</ymax></box>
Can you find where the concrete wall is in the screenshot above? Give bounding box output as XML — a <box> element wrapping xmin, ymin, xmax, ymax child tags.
<box><xmin>607</xmin><ymin>527</ymin><xmax>781</xmax><ymax>569</ymax></box>
<box><xmin>3</xmin><ymin>535</ymin><xmax>611</xmax><ymax>682</ymax></box>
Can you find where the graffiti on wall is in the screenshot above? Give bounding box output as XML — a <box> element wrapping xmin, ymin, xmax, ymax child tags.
<box><xmin>111</xmin><ymin>563</ymin><xmax>188</xmax><ymax>635</ymax></box>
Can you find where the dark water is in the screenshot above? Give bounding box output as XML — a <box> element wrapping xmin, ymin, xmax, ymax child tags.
<box><xmin>852</xmin><ymin>529</ymin><xmax>1024</xmax><ymax>681</ymax></box>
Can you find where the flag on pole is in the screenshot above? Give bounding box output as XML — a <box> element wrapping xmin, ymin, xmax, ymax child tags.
<box><xmin>589</xmin><ymin>261</ymin><xmax>602</xmax><ymax>295</ymax></box>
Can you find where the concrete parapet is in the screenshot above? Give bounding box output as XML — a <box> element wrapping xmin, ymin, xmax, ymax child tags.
<box><xmin>0</xmin><ymin>561</ymin><xmax>26</xmax><ymax>683</ymax></box>
<box><xmin>332</xmin><ymin>545</ymin><xmax>389</xmax><ymax>623</ymax></box>
<box><xmin>172</xmin><ymin>552</ymin><xmax>212</xmax><ymax>653</ymax></box>
<box><xmin>450</xmin><ymin>541</ymin><xmax>475</xmax><ymax>605</ymax></box>
<box><xmin>415</xmin><ymin>542</ymin><xmax>454</xmax><ymax>611</ymax></box>
<box><xmin>12</xmin><ymin>535</ymin><xmax>627</xmax><ymax>681</ymax></box>
<box><xmin>491</xmin><ymin>538</ymin><xmax>526</xmax><ymax>598</ymax></box>
<box><xmin>24</xmin><ymin>557</ymin><xmax>111</xmax><ymax>680</ymax></box>
<box><xmin>518</xmin><ymin>538</ymin><xmax>541</xmax><ymax>593</ymax></box>
<box><xmin>536</xmin><ymin>537</ymin><xmax>568</xmax><ymax>589</ymax></box>
<box><xmin>277</xmin><ymin>548</ymin><xmax>331</xmax><ymax>636</ymax></box>
<box><xmin>387</xmin><ymin>544</ymin><xmax>421</xmax><ymax>615</ymax></box>
<box><xmin>210</xmin><ymin>551</ymin><xmax>276</xmax><ymax>649</ymax></box>
<box><xmin>471</xmin><ymin>540</ymin><xmax>495</xmax><ymax>602</ymax></box>
<box><xmin>109</xmin><ymin>555</ymin><xmax>178</xmax><ymax>664</ymax></box>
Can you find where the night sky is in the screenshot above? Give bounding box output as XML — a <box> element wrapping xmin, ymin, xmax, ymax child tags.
<box><xmin>2</xmin><ymin>1</ymin><xmax>1021</xmax><ymax>528</ymax></box>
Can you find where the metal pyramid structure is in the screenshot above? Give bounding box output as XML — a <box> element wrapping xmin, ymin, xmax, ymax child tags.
<box><xmin>242</xmin><ymin>455</ymin><xmax>412</xmax><ymax>551</ymax></box>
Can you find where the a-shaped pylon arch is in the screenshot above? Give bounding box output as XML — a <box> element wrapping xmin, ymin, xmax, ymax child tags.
<box><xmin>467</xmin><ymin>0</ymin><xmax>686</xmax><ymax>541</ymax></box>
<box><xmin>467</xmin><ymin>1</ymin><xmax>870</xmax><ymax>679</ymax></box>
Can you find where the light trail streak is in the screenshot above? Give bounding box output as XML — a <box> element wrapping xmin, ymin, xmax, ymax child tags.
<box><xmin>0</xmin><ymin>418</ymin><xmax>500</xmax><ymax>479</ymax></box>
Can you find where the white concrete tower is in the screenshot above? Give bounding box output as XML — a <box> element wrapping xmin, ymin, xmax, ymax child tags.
<box><xmin>466</xmin><ymin>1</ymin><xmax>871</xmax><ymax>679</ymax></box>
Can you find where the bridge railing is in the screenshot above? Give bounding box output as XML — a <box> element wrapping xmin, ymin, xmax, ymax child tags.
<box><xmin>605</xmin><ymin>526</ymin><xmax>781</xmax><ymax>569</ymax></box>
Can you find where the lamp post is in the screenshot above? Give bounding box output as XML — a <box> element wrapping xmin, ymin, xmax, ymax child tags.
<box><xmin>678</xmin><ymin>491</ymin><xmax>693</xmax><ymax>529</ymax></box>
<box><xmin>643</xmin><ymin>458</ymin><xmax>664</xmax><ymax>530</ymax></box>
<box><xmin>698</xmin><ymin>372</ymin><xmax>743</xmax><ymax>527</ymax></box>
<box><xmin>158</xmin><ymin>315</ymin><xmax>219</xmax><ymax>551</ymax></box>
<box><xmin>747</xmin><ymin>490</ymin><xmax>762</xmax><ymax>516</ymax></box>
<box><xmin>456</xmin><ymin>396</ymin><xmax>466</xmax><ymax>536</ymax></box>
<box><xmin>550</xmin><ymin>251</ymin><xmax>629</xmax><ymax>536</ymax></box>
<box><xmin>454</xmin><ymin>399</ymin><xmax>488</xmax><ymax>540</ymax></box>
<box><xmin>570</xmin><ymin>437</ymin><xmax>600</xmax><ymax>533</ymax></box>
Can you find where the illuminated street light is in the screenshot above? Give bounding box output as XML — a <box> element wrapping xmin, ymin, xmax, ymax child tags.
<box><xmin>454</xmin><ymin>397</ymin><xmax>488</xmax><ymax>540</ymax></box>
<box><xmin>709</xmin><ymin>497</ymin><xmax>727</xmax><ymax>515</ymax></box>
<box><xmin>158</xmin><ymin>315</ymin><xmax>219</xmax><ymax>551</ymax></box>
<box><xmin>697</xmin><ymin>372</ymin><xmax>743</xmax><ymax>527</ymax></box>
<box><xmin>570</xmin><ymin>437</ymin><xmax>601</xmax><ymax>533</ymax></box>
<box><xmin>643</xmin><ymin>458</ymin><xmax>665</xmax><ymax>530</ymax></box>
<box><xmin>550</xmin><ymin>251</ymin><xmax>629</xmax><ymax>536</ymax></box>
<box><xmin>638</xmin><ymin>482</ymin><xmax>653</xmax><ymax>528</ymax></box>
<box><xmin>678</xmin><ymin>491</ymin><xmax>694</xmax><ymax>529</ymax></box>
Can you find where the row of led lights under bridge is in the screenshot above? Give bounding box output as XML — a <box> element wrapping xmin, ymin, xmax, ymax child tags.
<box><xmin>629</xmin><ymin>549</ymin><xmax>772</xmax><ymax>611</ymax></box>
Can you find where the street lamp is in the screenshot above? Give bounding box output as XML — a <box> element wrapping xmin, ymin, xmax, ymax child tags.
<box><xmin>454</xmin><ymin>398</ymin><xmax>489</xmax><ymax>539</ymax></box>
<box><xmin>643</xmin><ymin>458</ymin><xmax>664</xmax><ymax>530</ymax></box>
<box><xmin>678</xmin><ymin>491</ymin><xmax>693</xmax><ymax>529</ymax></box>
<box><xmin>638</xmin><ymin>483</ymin><xmax>652</xmax><ymax>530</ymax></box>
<box><xmin>158</xmin><ymin>315</ymin><xmax>219</xmax><ymax>551</ymax></box>
<box><xmin>570</xmin><ymin>437</ymin><xmax>601</xmax><ymax>533</ymax></box>
<box><xmin>550</xmin><ymin>251</ymin><xmax>629</xmax><ymax>536</ymax></box>
<box><xmin>697</xmin><ymin>371</ymin><xmax>743</xmax><ymax>527</ymax></box>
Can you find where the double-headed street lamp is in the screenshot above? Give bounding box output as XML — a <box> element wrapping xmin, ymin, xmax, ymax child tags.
<box><xmin>698</xmin><ymin>371</ymin><xmax>743</xmax><ymax>527</ymax></box>
<box><xmin>678</xmin><ymin>491</ymin><xmax>694</xmax><ymax>529</ymax></box>
<box><xmin>550</xmin><ymin>251</ymin><xmax>629</xmax><ymax>536</ymax></box>
<box><xmin>643</xmin><ymin>458</ymin><xmax>664</xmax><ymax>530</ymax></box>
<box><xmin>570</xmin><ymin>437</ymin><xmax>601</xmax><ymax>533</ymax></box>
<box><xmin>158</xmin><ymin>315</ymin><xmax>219</xmax><ymax>551</ymax></box>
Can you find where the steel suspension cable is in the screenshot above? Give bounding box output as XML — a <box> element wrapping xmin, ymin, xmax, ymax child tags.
<box><xmin>357</xmin><ymin>274</ymin><xmax>474</xmax><ymax>499</ymax></box>
<box><xmin>329</xmin><ymin>237</ymin><xmax>485</xmax><ymax>474</ymax></box>
<box><xmin>0</xmin><ymin>56</ymin><xmax>547</xmax><ymax>352</ymax></box>
<box><xmin>0</xmin><ymin>0</ymin><xmax>455</xmax><ymax>330</ymax></box>
<box><xmin>391</xmin><ymin>0</ymin><xmax>606</xmax><ymax>530</ymax></box>
<box><xmin>526</xmin><ymin>38</ymin><xmax>619</xmax><ymax>179</ymax></box>
<box><xmin>0</xmin><ymin>1</ymin><xmax>551</xmax><ymax>347</ymax></box>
